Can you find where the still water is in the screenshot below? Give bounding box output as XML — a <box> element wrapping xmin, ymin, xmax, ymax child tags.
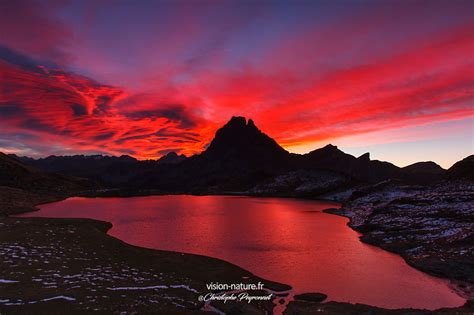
<box><xmin>19</xmin><ymin>195</ymin><xmax>464</xmax><ymax>309</ymax></box>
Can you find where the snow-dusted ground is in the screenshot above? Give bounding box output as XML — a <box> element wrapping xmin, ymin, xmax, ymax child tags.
<box><xmin>0</xmin><ymin>217</ymin><xmax>290</xmax><ymax>314</ymax></box>
<box><xmin>0</xmin><ymin>219</ymin><xmax>208</xmax><ymax>312</ymax></box>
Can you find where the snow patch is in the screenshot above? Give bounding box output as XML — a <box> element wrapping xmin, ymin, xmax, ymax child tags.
<box><xmin>107</xmin><ymin>285</ymin><xmax>168</xmax><ymax>291</ymax></box>
<box><xmin>0</xmin><ymin>279</ymin><xmax>18</xmax><ymax>283</ymax></box>
<box><xmin>41</xmin><ymin>295</ymin><xmax>76</xmax><ymax>302</ymax></box>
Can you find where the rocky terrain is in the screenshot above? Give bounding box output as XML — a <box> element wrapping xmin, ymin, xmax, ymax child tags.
<box><xmin>327</xmin><ymin>179</ymin><xmax>474</xmax><ymax>299</ymax></box>
<box><xmin>247</xmin><ymin>169</ymin><xmax>354</xmax><ymax>197</ymax></box>
<box><xmin>283</xmin><ymin>294</ymin><xmax>473</xmax><ymax>315</ymax></box>
<box><xmin>0</xmin><ymin>186</ymin><xmax>61</xmax><ymax>216</ymax></box>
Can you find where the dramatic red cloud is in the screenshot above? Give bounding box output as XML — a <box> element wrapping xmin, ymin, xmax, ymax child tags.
<box><xmin>0</xmin><ymin>52</ymin><xmax>214</xmax><ymax>158</ymax></box>
<box><xmin>164</xmin><ymin>23</ymin><xmax>474</xmax><ymax>150</ymax></box>
<box><xmin>0</xmin><ymin>1</ymin><xmax>472</xmax><ymax>163</ymax></box>
<box><xmin>1</xmin><ymin>22</ymin><xmax>473</xmax><ymax>160</ymax></box>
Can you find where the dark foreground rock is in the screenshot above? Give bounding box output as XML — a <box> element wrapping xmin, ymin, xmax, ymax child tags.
<box><xmin>0</xmin><ymin>186</ymin><xmax>60</xmax><ymax>216</ymax></box>
<box><xmin>0</xmin><ymin>152</ymin><xmax>95</xmax><ymax>217</ymax></box>
<box><xmin>327</xmin><ymin>180</ymin><xmax>474</xmax><ymax>299</ymax></box>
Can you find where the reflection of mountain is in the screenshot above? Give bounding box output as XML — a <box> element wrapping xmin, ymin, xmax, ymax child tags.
<box><xmin>8</xmin><ymin>116</ymin><xmax>470</xmax><ymax>196</ymax></box>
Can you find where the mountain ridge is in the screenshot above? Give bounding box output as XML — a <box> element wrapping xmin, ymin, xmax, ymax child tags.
<box><xmin>5</xmin><ymin>116</ymin><xmax>468</xmax><ymax>193</ymax></box>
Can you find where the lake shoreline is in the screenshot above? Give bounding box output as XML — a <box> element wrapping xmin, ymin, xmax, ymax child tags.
<box><xmin>324</xmin><ymin>207</ymin><xmax>474</xmax><ymax>301</ymax></box>
<box><xmin>1</xmin><ymin>190</ymin><xmax>472</xmax><ymax>314</ymax></box>
<box><xmin>323</xmin><ymin>181</ymin><xmax>474</xmax><ymax>301</ymax></box>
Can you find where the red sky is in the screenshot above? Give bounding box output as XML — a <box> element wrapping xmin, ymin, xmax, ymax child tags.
<box><xmin>0</xmin><ymin>0</ymin><xmax>473</xmax><ymax>168</ymax></box>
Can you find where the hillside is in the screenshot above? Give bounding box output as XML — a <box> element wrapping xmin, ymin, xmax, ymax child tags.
<box><xmin>0</xmin><ymin>153</ymin><xmax>94</xmax><ymax>215</ymax></box>
<box><xmin>446</xmin><ymin>155</ymin><xmax>474</xmax><ymax>181</ymax></box>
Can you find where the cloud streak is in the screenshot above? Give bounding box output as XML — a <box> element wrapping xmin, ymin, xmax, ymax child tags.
<box><xmin>0</xmin><ymin>0</ymin><xmax>472</xmax><ymax>165</ymax></box>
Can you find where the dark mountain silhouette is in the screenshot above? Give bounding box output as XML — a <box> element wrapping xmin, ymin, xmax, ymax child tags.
<box><xmin>204</xmin><ymin>116</ymin><xmax>288</xmax><ymax>161</ymax></box>
<box><xmin>401</xmin><ymin>161</ymin><xmax>445</xmax><ymax>184</ymax></box>
<box><xmin>198</xmin><ymin>116</ymin><xmax>291</xmax><ymax>182</ymax></box>
<box><xmin>295</xmin><ymin>145</ymin><xmax>401</xmax><ymax>182</ymax></box>
<box><xmin>126</xmin><ymin>117</ymin><xmax>447</xmax><ymax>192</ymax></box>
<box><xmin>9</xmin><ymin>116</ymin><xmax>464</xmax><ymax>194</ymax></box>
<box><xmin>156</xmin><ymin>152</ymin><xmax>187</xmax><ymax>164</ymax></box>
<box><xmin>12</xmin><ymin>152</ymin><xmax>187</xmax><ymax>185</ymax></box>
<box><xmin>446</xmin><ymin>155</ymin><xmax>474</xmax><ymax>181</ymax></box>
<box><xmin>402</xmin><ymin>161</ymin><xmax>445</xmax><ymax>173</ymax></box>
<box><xmin>12</xmin><ymin>154</ymin><xmax>141</xmax><ymax>186</ymax></box>
<box><xmin>128</xmin><ymin>117</ymin><xmax>292</xmax><ymax>192</ymax></box>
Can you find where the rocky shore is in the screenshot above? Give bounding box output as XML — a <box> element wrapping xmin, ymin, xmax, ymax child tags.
<box><xmin>326</xmin><ymin>180</ymin><xmax>474</xmax><ymax>300</ymax></box>
<box><xmin>284</xmin><ymin>292</ymin><xmax>473</xmax><ymax>315</ymax></box>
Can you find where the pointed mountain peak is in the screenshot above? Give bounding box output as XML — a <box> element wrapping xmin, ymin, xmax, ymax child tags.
<box><xmin>316</xmin><ymin>144</ymin><xmax>341</xmax><ymax>153</ymax></box>
<box><xmin>215</xmin><ymin>116</ymin><xmax>260</xmax><ymax>135</ymax></box>
<box><xmin>308</xmin><ymin>144</ymin><xmax>342</xmax><ymax>155</ymax></box>
<box><xmin>227</xmin><ymin>115</ymin><xmax>246</xmax><ymax>125</ymax></box>
<box><xmin>223</xmin><ymin>116</ymin><xmax>257</xmax><ymax>130</ymax></box>
<box><xmin>247</xmin><ymin>118</ymin><xmax>256</xmax><ymax>128</ymax></box>
<box><xmin>358</xmin><ymin>152</ymin><xmax>370</xmax><ymax>161</ymax></box>
<box><xmin>204</xmin><ymin>116</ymin><xmax>287</xmax><ymax>158</ymax></box>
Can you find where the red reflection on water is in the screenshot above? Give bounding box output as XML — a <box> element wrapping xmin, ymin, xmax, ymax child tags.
<box><xmin>19</xmin><ymin>195</ymin><xmax>465</xmax><ymax>309</ymax></box>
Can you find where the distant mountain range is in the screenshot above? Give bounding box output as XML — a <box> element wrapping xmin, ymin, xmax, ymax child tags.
<box><xmin>5</xmin><ymin>116</ymin><xmax>473</xmax><ymax>198</ymax></box>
